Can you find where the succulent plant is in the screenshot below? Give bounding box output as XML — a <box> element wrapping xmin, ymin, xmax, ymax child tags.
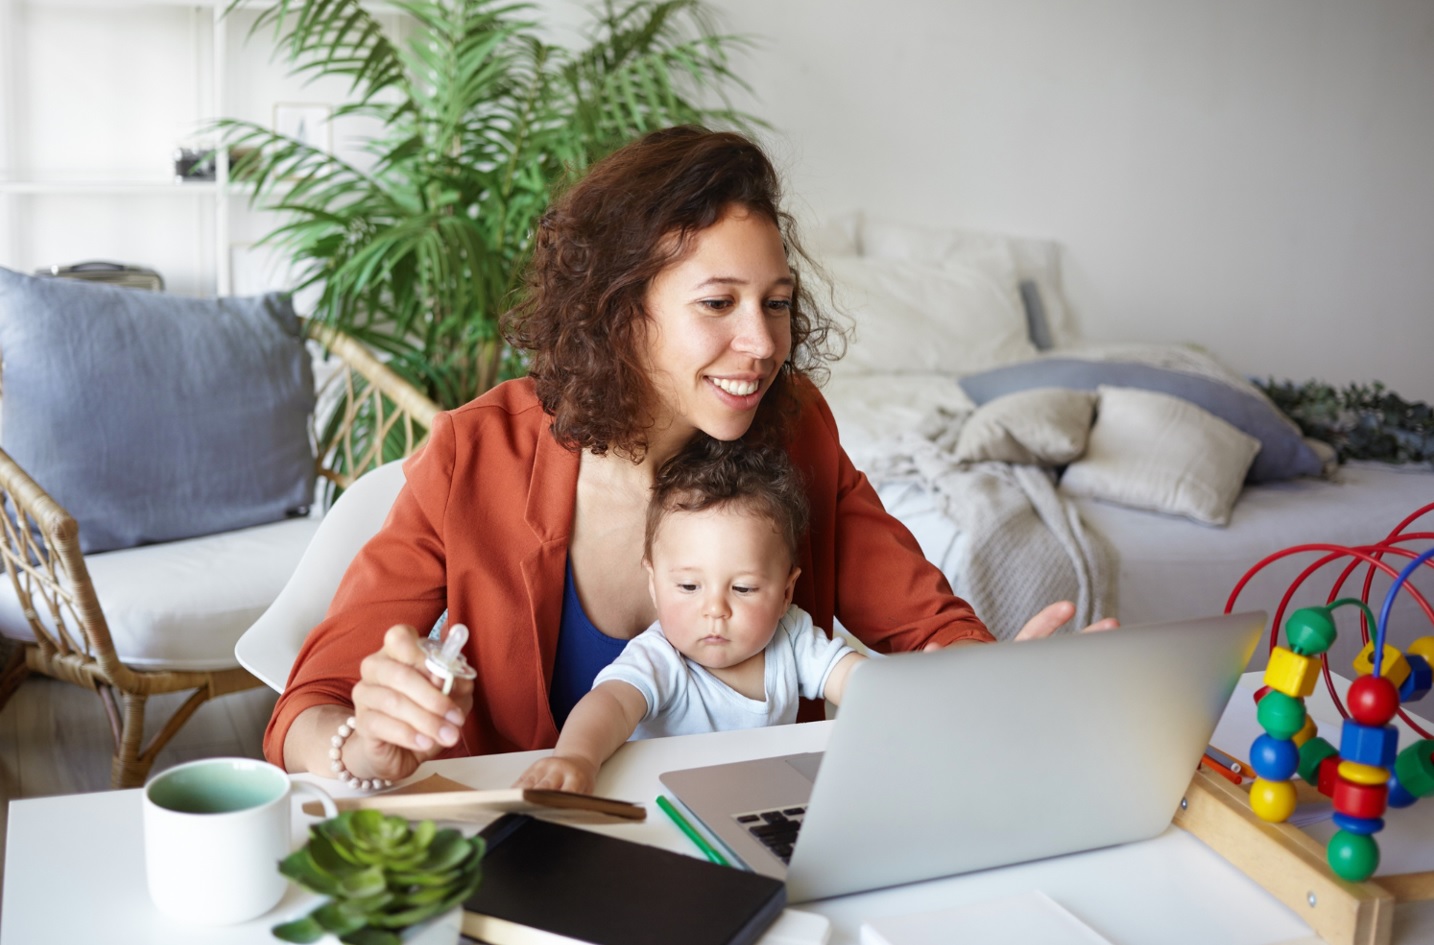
<box><xmin>272</xmin><ymin>809</ymin><xmax>485</xmax><ymax>945</ymax></box>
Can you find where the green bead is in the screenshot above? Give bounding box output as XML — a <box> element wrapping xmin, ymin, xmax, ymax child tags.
<box><xmin>1298</xmin><ymin>736</ymin><xmax>1339</xmax><ymax>783</ymax></box>
<box><xmin>1393</xmin><ymin>739</ymin><xmax>1434</xmax><ymax>798</ymax></box>
<box><xmin>1327</xmin><ymin>830</ymin><xmax>1380</xmax><ymax>882</ymax></box>
<box><xmin>1257</xmin><ymin>690</ymin><xmax>1307</xmax><ymax>740</ymax></box>
<box><xmin>1285</xmin><ymin>607</ymin><xmax>1338</xmax><ymax>656</ymax></box>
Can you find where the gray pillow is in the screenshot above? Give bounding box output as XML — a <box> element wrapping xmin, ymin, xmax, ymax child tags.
<box><xmin>0</xmin><ymin>267</ymin><xmax>316</xmax><ymax>553</ymax></box>
<box><xmin>958</xmin><ymin>358</ymin><xmax>1323</xmax><ymax>483</ymax></box>
<box><xmin>1018</xmin><ymin>279</ymin><xmax>1054</xmax><ymax>351</ymax></box>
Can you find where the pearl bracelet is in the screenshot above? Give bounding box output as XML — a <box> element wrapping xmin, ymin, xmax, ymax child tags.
<box><xmin>329</xmin><ymin>715</ymin><xmax>393</xmax><ymax>791</ymax></box>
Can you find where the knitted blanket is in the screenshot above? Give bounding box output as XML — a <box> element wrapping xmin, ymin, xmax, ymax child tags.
<box><xmin>869</xmin><ymin>408</ymin><xmax>1118</xmax><ymax>640</ymax></box>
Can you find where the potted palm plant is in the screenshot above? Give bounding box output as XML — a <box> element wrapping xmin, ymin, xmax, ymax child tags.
<box><xmin>221</xmin><ymin>0</ymin><xmax>757</xmax><ymax>460</ymax></box>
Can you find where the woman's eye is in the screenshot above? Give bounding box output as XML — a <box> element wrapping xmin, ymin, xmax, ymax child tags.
<box><xmin>766</xmin><ymin>298</ymin><xmax>792</xmax><ymax>313</ymax></box>
<box><xmin>699</xmin><ymin>298</ymin><xmax>733</xmax><ymax>312</ymax></box>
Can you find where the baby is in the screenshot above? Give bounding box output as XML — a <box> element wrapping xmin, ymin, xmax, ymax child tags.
<box><xmin>516</xmin><ymin>438</ymin><xmax>865</xmax><ymax>794</ymax></box>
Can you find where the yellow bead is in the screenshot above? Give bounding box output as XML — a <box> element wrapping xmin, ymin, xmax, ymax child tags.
<box><xmin>1265</xmin><ymin>646</ymin><xmax>1320</xmax><ymax>699</ymax></box>
<box><xmin>1410</xmin><ymin>637</ymin><xmax>1434</xmax><ymax>663</ymax></box>
<box><xmin>1338</xmin><ymin>760</ymin><xmax>1390</xmax><ymax>785</ymax></box>
<box><xmin>1250</xmin><ymin>778</ymin><xmax>1299</xmax><ymax>822</ymax></box>
<box><xmin>1352</xmin><ymin>642</ymin><xmax>1411</xmax><ymax>689</ymax></box>
<box><xmin>1292</xmin><ymin>715</ymin><xmax>1319</xmax><ymax>748</ymax></box>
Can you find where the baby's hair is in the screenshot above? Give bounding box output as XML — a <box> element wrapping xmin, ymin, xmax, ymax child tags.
<box><xmin>645</xmin><ymin>437</ymin><xmax>809</xmax><ymax>566</ymax></box>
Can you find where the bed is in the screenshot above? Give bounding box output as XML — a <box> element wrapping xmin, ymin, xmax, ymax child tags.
<box><xmin>809</xmin><ymin>213</ymin><xmax>1433</xmax><ymax>669</ymax></box>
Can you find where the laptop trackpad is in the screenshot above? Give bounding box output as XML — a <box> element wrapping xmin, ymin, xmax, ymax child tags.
<box><xmin>785</xmin><ymin>751</ymin><xmax>824</xmax><ymax>783</ymax></box>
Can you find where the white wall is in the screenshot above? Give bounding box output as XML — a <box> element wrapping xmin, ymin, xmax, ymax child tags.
<box><xmin>5</xmin><ymin>0</ymin><xmax>1431</xmax><ymax>401</ymax></box>
<box><xmin>702</xmin><ymin>0</ymin><xmax>1434</xmax><ymax>402</ymax></box>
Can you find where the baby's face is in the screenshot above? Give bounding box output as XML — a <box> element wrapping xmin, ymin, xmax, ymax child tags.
<box><xmin>645</xmin><ymin>505</ymin><xmax>798</xmax><ymax>672</ymax></box>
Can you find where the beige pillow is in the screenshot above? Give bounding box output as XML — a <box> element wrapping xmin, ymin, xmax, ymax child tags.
<box><xmin>1060</xmin><ymin>386</ymin><xmax>1262</xmax><ymax>526</ymax></box>
<box><xmin>953</xmin><ymin>387</ymin><xmax>1097</xmax><ymax>465</ymax></box>
<box><xmin>818</xmin><ymin>255</ymin><xmax>1036</xmax><ymax>377</ymax></box>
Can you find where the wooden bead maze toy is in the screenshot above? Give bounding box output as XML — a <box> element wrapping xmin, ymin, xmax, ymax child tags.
<box><xmin>1172</xmin><ymin>503</ymin><xmax>1434</xmax><ymax>945</ymax></box>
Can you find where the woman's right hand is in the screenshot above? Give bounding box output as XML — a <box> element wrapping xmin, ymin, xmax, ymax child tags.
<box><xmin>343</xmin><ymin>624</ymin><xmax>475</xmax><ymax>783</ymax></box>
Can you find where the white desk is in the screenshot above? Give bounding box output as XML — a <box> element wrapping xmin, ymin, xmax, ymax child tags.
<box><xmin>5</xmin><ymin>674</ymin><xmax>1433</xmax><ymax>945</ymax></box>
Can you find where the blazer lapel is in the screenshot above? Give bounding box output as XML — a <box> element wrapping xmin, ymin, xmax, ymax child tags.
<box><xmin>520</xmin><ymin>427</ymin><xmax>578</xmax><ymax>741</ymax></box>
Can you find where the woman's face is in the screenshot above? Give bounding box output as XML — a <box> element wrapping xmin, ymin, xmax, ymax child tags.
<box><xmin>640</xmin><ymin>205</ymin><xmax>794</xmax><ymax>452</ymax></box>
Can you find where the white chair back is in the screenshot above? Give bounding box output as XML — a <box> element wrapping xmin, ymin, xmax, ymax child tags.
<box><xmin>234</xmin><ymin>459</ymin><xmax>408</xmax><ymax>692</ymax></box>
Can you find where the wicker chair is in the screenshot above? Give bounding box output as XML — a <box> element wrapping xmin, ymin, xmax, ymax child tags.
<box><xmin>0</xmin><ymin>320</ymin><xmax>440</xmax><ymax>788</ymax></box>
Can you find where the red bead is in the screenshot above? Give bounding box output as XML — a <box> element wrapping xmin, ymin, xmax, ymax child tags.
<box><xmin>1317</xmin><ymin>755</ymin><xmax>1341</xmax><ymax>797</ymax></box>
<box><xmin>1254</xmin><ymin>685</ymin><xmax>1272</xmax><ymax>705</ymax></box>
<box><xmin>1333</xmin><ymin>777</ymin><xmax>1389</xmax><ymax>820</ymax></box>
<box><xmin>1348</xmin><ymin>674</ymin><xmax>1401</xmax><ymax>727</ymax></box>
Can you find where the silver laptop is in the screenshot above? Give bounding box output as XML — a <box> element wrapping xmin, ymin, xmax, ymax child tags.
<box><xmin>660</xmin><ymin>611</ymin><xmax>1264</xmax><ymax>902</ymax></box>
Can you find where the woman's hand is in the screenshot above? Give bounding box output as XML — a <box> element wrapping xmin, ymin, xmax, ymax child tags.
<box><xmin>1014</xmin><ymin>601</ymin><xmax>1120</xmax><ymax>641</ymax></box>
<box><xmin>514</xmin><ymin>756</ymin><xmax>598</xmax><ymax>795</ymax></box>
<box><xmin>920</xmin><ymin>601</ymin><xmax>1120</xmax><ymax>652</ymax></box>
<box><xmin>343</xmin><ymin>625</ymin><xmax>475</xmax><ymax>783</ymax></box>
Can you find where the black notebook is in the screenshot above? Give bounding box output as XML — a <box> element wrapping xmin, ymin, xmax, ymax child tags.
<box><xmin>462</xmin><ymin>813</ymin><xmax>787</xmax><ymax>945</ymax></box>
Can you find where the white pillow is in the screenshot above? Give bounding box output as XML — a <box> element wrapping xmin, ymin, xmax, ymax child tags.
<box><xmin>817</xmin><ymin>255</ymin><xmax>1036</xmax><ymax>377</ymax></box>
<box><xmin>861</xmin><ymin>216</ymin><xmax>1076</xmax><ymax>349</ymax></box>
<box><xmin>1059</xmin><ymin>386</ymin><xmax>1262</xmax><ymax>527</ymax></box>
<box><xmin>953</xmin><ymin>388</ymin><xmax>1097</xmax><ymax>465</ymax></box>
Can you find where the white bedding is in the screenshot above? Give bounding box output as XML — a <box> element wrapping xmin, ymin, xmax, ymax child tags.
<box><xmin>824</xmin><ymin>373</ymin><xmax>1434</xmax><ymax>669</ymax></box>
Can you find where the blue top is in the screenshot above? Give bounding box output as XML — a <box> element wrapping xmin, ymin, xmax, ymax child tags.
<box><xmin>548</xmin><ymin>558</ymin><xmax>630</xmax><ymax>729</ymax></box>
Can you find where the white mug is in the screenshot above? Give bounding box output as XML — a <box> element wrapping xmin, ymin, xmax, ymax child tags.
<box><xmin>143</xmin><ymin>757</ymin><xmax>338</xmax><ymax>925</ymax></box>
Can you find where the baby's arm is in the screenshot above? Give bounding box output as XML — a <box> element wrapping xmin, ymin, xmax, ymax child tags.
<box><xmin>821</xmin><ymin>652</ymin><xmax>867</xmax><ymax>707</ymax></box>
<box><xmin>513</xmin><ymin>680</ymin><xmax>649</xmax><ymax>794</ymax></box>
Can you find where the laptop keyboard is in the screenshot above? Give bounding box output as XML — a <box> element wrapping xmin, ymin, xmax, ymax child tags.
<box><xmin>735</xmin><ymin>805</ymin><xmax>807</xmax><ymax>864</ymax></box>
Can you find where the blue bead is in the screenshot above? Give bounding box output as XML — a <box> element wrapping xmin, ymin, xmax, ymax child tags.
<box><xmin>1340</xmin><ymin>719</ymin><xmax>1399</xmax><ymax>769</ymax></box>
<box><xmin>1387</xmin><ymin>774</ymin><xmax>1418</xmax><ymax>809</ymax></box>
<box><xmin>1400</xmin><ymin>655</ymin><xmax>1432</xmax><ymax>703</ymax></box>
<box><xmin>1332</xmin><ymin>812</ymin><xmax>1386</xmax><ymax>835</ymax></box>
<box><xmin>1249</xmin><ymin>733</ymin><xmax>1300</xmax><ymax>781</ymax></box>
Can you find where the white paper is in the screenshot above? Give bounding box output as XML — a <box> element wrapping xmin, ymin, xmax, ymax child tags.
<box><xmin>859</xmin><ymin>890</ymin><xmax>1111</xmax><ymax>945</ymax></box>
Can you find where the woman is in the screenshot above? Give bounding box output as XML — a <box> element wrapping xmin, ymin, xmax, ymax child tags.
<box><xmin>268</xmin><ymin>126</ymin><xmax>1111</xmax><ymax>785</ymax></box>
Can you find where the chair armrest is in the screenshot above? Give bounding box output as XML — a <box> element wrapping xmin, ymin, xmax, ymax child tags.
<box><xmin>304</xmin><ymin>320</ymin><xmax>443</xmax><ymax>494</ymax></box>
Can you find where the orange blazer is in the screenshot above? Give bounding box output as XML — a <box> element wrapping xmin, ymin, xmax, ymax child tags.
<box><xmin>265</xmin><ymin>378</ymin><xmax>991</xmax><ymax>765</ymax></box>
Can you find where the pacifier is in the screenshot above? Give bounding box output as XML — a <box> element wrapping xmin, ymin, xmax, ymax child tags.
<box><xmin>420</xmin><ymin>623</ymin><xmax>477</xmax><ymax>695</ymax></box>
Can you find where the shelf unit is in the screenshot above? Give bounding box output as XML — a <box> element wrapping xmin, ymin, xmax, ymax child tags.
<box><xmin>0</xmin><ymin>0</ymin><xmax>373</xmax><ymax>296</ymax></box>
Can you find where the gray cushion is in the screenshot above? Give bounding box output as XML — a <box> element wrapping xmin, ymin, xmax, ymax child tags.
<box><xmin>0</xmin><ymin>267</ymin><xmax>316</xmax><ymax>553</ymax></box>
<box><xmin>958</xmin><ymin>357</ymin><xmax>1324</xmax><ymax>483</ymax></box>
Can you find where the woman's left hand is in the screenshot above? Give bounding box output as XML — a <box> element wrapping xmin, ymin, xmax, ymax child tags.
<box><xmin>921</xmin><ymin>601</ymin><xmax>1119</xmax><ymax>651</ymax></box>
<box><xmin>1013</xmin><ymin>600</ymin><xmax>1119</xmax><ymax>640</ymax></box>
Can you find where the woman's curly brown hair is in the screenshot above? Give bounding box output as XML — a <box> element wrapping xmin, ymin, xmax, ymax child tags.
<box><xmin>502</xmin><ymin>125</ymin><xmax>843</xmax><ymax>460</ymax></box>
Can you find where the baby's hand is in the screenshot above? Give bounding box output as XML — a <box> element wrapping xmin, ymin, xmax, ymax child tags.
<box><xmin>513</xmin><ymin>756</ymin><xmax>598</xmax><ymax>795</ymax></box>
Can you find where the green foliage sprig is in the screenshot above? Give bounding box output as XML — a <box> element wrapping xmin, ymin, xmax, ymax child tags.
<box><xmin>273</xmin><ymin>810</ymin><xmax>484</xmax><ymax>945</ymax></box>
<box><xmin>219</xmin><ymin>0</ymin><xmax>758</xmax><ymax>419</ymax></box>
<box><xmin>1255</xmin><ymin>378</ymin><xmax>1434</xmax><ymax>465</ymax></box>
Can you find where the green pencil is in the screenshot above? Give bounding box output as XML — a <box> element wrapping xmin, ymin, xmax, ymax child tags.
<box><xmin>656</xmin><ymin>794</ymin><xmax>731</xmax><ymax>867</ymax></box>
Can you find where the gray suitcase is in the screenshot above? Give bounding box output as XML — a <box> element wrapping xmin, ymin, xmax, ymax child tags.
<box><xmin>37</xmin><ymin>260</ymin><xmax>164</xmax><ymax>291</ymax></box>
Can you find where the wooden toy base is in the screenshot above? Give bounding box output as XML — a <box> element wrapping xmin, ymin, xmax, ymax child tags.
<box><xmin>1174</xmin><ymin>769</ymin><xmax>1434</xmax><ymax>945</ymax></box>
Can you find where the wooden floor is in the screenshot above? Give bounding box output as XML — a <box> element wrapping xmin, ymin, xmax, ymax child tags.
<box><xmin>0</xmin><ymin>674</ymin><xmax>276</xmax><ymax>902</ymax></box>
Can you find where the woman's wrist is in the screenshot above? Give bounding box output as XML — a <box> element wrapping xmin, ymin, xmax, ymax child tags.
<box><xmin>332</xmin><ymin>715</ymin><xmax>393</xmax><ymax>790</ymax></box>
<box><xmin>285</xmin><ymin>704</ymin><xmax>357</xmax><ymax>776</ymax></box>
